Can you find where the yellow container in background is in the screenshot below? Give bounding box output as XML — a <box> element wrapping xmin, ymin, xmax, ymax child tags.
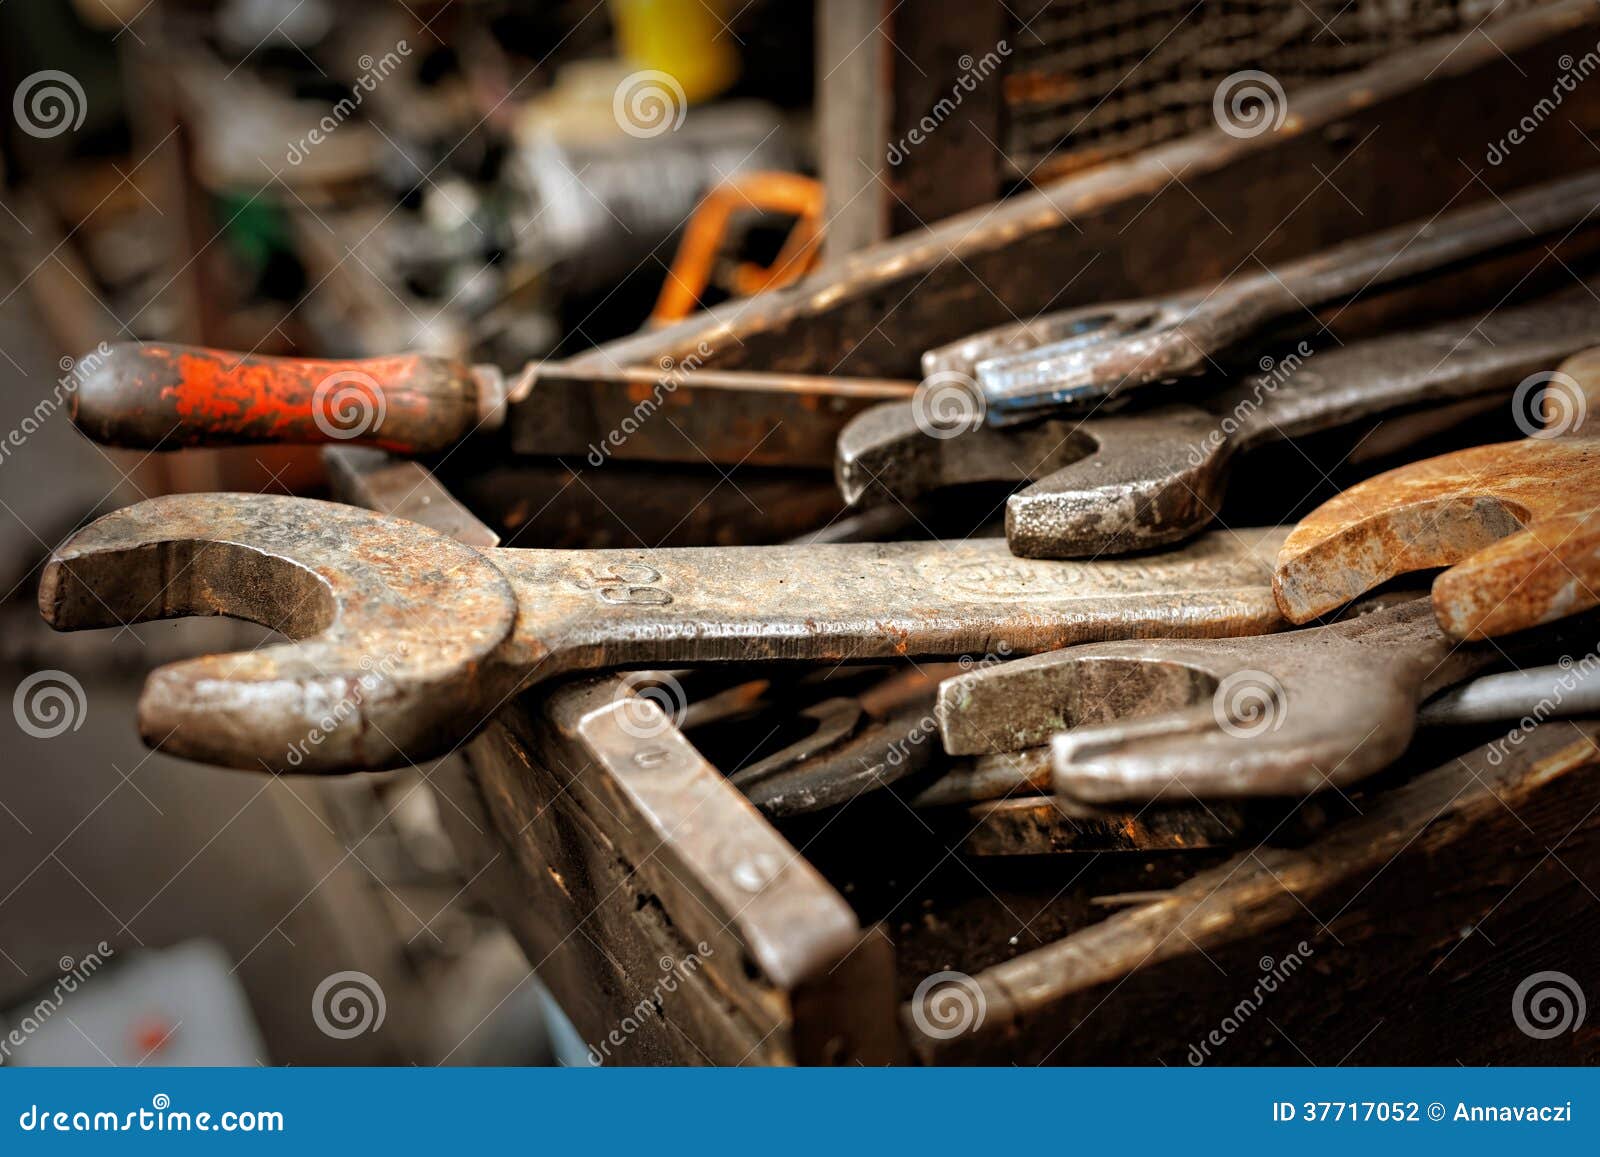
<box><xmin>609</xmin><ymin>0</ymin><xmax>740</xmax><ymax>104</ymax></box>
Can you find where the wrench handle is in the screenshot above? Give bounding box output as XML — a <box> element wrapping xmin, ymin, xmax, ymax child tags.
<box><xmin>1233</xmin><ymin>288</ymin><xmax>1600</xmax><ymax>448</ymax></box>
<box><xmin>71</xmin><ymin>342</ymin><xmax>503</xmax><ymax>454</ymax></box>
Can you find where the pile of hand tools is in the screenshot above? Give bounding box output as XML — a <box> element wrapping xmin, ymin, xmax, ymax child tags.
<box><xmin>43</xmin><ymin>168</ymin><xmax>1600</xmax><ymax>861</ymax></box>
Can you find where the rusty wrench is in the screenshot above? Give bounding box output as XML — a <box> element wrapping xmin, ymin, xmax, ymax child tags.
<box><xmin>842</xmin><ymin>289</ymin><xmax>1600</xmax><ymax>557</ymax></box>
<box><xmin>950</xmin><ymin>169</ymin><xmax>1600</xmax><ymax>422</ymax></box>
<box><xmin>39</xmin><ymin>493</ymin><xmax>1291</xmax><ymax>773</ymax></box>
<box><xmin>935</xmin><ymin>599</ymin><xmax>1513</xmax><ymax>801</ymax></box>
<box><xmin>1275</xmin><ymin>347</ymin><xmax>1600</xmax><ymax>639</ymax></box>
<box><xmin>921</xmin><ymin>653</ymin><xmax>1600</xmax><ymax>807</ymax></box>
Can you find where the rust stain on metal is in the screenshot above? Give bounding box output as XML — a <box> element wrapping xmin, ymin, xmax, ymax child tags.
<box><xmin>39</xmin><ymin>494</ymin><xmax>1292</xmax><ymax>774</ymax></box>
<box><xmin>1276</xmin><ymin>346</ymin><xmax>1600</xmax><ymax>639</ymax></box>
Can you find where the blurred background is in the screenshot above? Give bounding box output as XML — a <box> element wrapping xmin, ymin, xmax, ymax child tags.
<box><xmin>0</xmin><ymin>0</ymin><xmax>1546</xmax><ymax>1065</ymax></box>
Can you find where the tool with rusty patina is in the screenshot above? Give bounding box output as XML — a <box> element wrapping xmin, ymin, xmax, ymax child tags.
<box><xmin>842</xmin><ymin>288</ymin><xmax>1600</xmax><ymax>558</ymax></box>
<box><xmin>930</xmin><ymin>599</ymin><xmax>1509</xmax><ymax>801</ymax></box>
<box><xmin>948</xmin><ymin>169</ymin><xmax>1600</xmax><ymax>423</ymax></box>
<box><xmin>1275</xmin><ymin>347</ymin><xmax>1600</xmax><ymax>640</ymax></box>
<box><xmin>38</xmin><ymin>492</ymin><xmax>1292</xmax><ymax>774</ymax></box>
<box><xmin>69</xmin><ymin>346</ymin><xmax>913</xmax><ymax>469</ymax></box>
<box><xmin>917</xmin><ymin>653</ymin><xmax>1600</xmax><ymax>808</ymax></box>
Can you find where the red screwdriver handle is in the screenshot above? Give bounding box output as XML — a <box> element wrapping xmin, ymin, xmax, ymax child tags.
<box><xmin>71</xmin><ymin>343</ymin><xmax>505</xmax><ymax>454</ymax></box>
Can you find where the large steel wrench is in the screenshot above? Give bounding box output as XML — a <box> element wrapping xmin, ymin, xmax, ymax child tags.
<box><xmin>842</xmin><ymin>288</ymin><xmax>1600</xmax><ymax>557</ymax></box>
<box><xmin>960</xmin><ymin>169</ymin><xmax>1600</xmax><ymax>422</ymax></box>
<box><xmin>936</xmin><ymin>599</ymin><xmax>1498</xmax><ymax>800</ymax></box>
<box><xmin>39</xmin><ymin>494</ymin><xmax>1290</xmax><ymax>774</ymax></box>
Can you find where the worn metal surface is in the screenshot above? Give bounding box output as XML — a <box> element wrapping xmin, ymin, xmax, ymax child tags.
<box><xmin>925</xmin><ymin>644</ymin><xmax>1600</xmax><ymax>807</ymax></box>
<box><xmin>969</xmin><ymin>169</ymin><xmax>1600</xmax><ymax>422</ymax></box>
<box><xmin>933</xmin><ymin>600</ymin><xmax>1487</xmax><ymax>799</ymax></box>
<box><xmin>1276</xmin><ymin>348</ymin><xmax>1600</xmax><ymax>639</ymax></box>
<box><xmin>38</xmin><ymin>493</ymin><xmax>1291</xmax><ymax>773</ymax></box>
<box><xmin>72</xmin><ymin>341</ymin><xmax>910</xmax><ymax>469</ymax></box>
<box><xmin>1418</xmin><ymin>661</ymin><xmax>1600</xmax><ymax>727</ymax></box>
<box><xmin>844</xmin><ymin>286</ymin><xmax>1600</xmax><ymax>558</ymax></box>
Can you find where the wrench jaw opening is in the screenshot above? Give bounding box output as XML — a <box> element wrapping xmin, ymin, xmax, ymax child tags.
<box><xmin>1003</xmin><ymin>407</ymin><xmax>1232</xmax><ymax>558</ymax></box>
<box><xmin>39</xmin><ymin>506</ymin><xmax>337</xmax><ymax>639</ymax></box>
<box><xmin>38</xmin><ymin>493</ymin><xmax>523</xmax><ymax>774</ymax></box>
<box><xmin>834</xmin><ymin>399</ymin><xmax>1095</xmax><ymax>509</ymax></box>
<box><xmin>1432</xmin><ymin>511</ymin><xmax>1600</xmax><ymax>640</ymax></box>
<box><xmin>1273</xmin><ymin>493</ymin><xmax>1529</xmax><ymax>624</ymax></box>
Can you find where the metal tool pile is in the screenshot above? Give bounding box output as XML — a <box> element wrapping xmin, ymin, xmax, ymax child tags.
<box><xmin>45</xmin><ymin>171</ymin><xmax>1600</xmax><ymax>858</ymax></box>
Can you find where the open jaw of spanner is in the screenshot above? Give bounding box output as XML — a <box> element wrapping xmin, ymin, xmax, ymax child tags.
<box><xmin>38</xmin><ymin>493</ymin><xmax>1292</xmax><ymax>773</ymax></box>
<box><xmin>841</xmin><ymin>289</ymin><xmax>1600</xmax><ymax>559</ymax></box>
<box><xmin>935</xmin><ymin>599</ymin><xmax>1510</xmax><ymax>802</ymax></box>
<box><xmin>953</xmin><ymin>168</ymin><xmax>1600</xmax><ymax>423</ymax></box>
<box><xmin>919</xmin><ymin>655</ymin><xmax>1600</xmax><ymax>807</ymax></box>
<box><xmin>1274</xmin><ymin>348</ymin><xmax>1600</xmax><ymax>640</ymax></box>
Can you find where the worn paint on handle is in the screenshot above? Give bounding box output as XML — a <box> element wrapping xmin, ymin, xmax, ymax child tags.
<box><xmin>71</xmin><ymin>343</ymin><xmax>487</xmax><ymax>454</ymax></box>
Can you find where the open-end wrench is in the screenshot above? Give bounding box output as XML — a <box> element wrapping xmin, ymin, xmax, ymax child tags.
<box><xmin>841</xmin><ymin>289</ymin><xmax>1600</xmax><ymax>558</ymax></box>
<box><xmin>39</xmin><ymin>493</ymin><xmax>1291</xmax><ymax>773</ymax></box>
<box><xmin>934</xmin><ymin>599</ymin><xmax>1508</xmax><ymax>801</ymax></box>
<box><xmin>70</xmin><ymin>345</ymin><xmax>912</xmax><ymax>469</ymax></box>
<box><xmin>920</xmin><ymin>655</ymin><xmax>1600</xmax><ymax>806</ymax></box>
<box><xmin>1275</xmin><ymin>347</ymin><xmax>1600</xmax><ymax>639</ymax></box>
<box><xmin>957</xmin><ymin>169</ymin><xmax>1600</xmax><ymax>423</ymax></box>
